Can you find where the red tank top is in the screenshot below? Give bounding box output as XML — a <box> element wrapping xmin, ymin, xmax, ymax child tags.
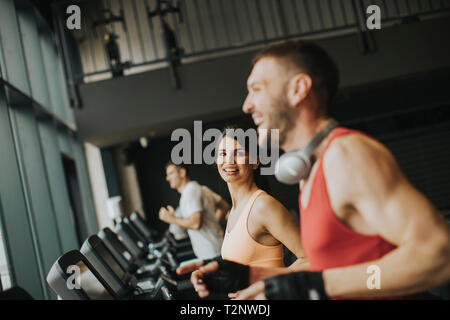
<box><xmin>300</xmin><ymin>127</ymin><xmax>396</xmax><ymax>272</ymax></box>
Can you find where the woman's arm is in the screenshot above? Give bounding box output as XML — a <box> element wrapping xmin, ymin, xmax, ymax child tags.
<box><xmin>251</xmin><ymin>195</ymin><xmax>309</xmax><ymax>273</ymax></box>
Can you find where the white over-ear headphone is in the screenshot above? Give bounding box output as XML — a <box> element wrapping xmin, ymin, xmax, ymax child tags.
<box><xmin>275</xmin><ymin>119</ymin><xmax>339</xmax><ymax>185</ymax></box>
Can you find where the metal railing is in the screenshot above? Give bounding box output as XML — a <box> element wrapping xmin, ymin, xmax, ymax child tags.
<box><xmin>56</xmin><ymin>0</ymin><xmax>450</xmax><ymax>83</ymax></box>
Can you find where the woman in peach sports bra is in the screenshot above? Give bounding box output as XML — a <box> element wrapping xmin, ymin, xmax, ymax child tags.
<box><xmin>216</xmin><ymin>128</ymin><xmax>308</xmax><ymax>272</ymax></box>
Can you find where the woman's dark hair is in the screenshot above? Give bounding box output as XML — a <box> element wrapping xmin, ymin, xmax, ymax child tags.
<box><xmin>218</xmin><ymin>126</ymin><xmax>272</xmax><ymax>194</ymax></box>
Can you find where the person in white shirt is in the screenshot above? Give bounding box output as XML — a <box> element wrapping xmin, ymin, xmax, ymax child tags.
<box><xmin>159</xmin><ymin>162</ymin><xmax>230</xmax><ymax>260</ymax></box>
<box><xmin>169</xmin><ymin>207</ymin><xmax>189</xmax><ymax>241</ymax></box>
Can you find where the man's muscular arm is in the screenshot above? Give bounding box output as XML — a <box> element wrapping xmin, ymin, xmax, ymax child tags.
<box><xmin>159</xmin><ymin>206</ymin><xmax>203</xmax><ymax>230</ymax></box>
<box><xmin>321</xmin><ymin>134</ymin><xmax>450</xmax><ymax>298</ymax></box>
<box><xmin>234</xmin><ymin>134</ymin><xmax>450</xmax><ymax>300</ymax></box>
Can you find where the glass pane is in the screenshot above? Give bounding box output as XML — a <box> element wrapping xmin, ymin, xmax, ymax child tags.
<box><xmin>0</xmin><ymin>228</ymin><xmax>12</xmax><ymax>291</ymax></box>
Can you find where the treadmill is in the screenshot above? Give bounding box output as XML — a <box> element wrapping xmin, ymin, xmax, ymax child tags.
<box><xmin>125</xmin><ymin>214</ymin><xmax>196</xmax><ymax>265</ymax></box>
<box><xmin>130</xmin><ymin>212</ymin><xmax>192</xmax><ymax>251</ymax></box>
<box><xmin>115</xmin><ymin>218</ymin><xmax>149</xmax><ymax>260</ymax></box>
<box><xmin>97</xmin><ymin>228</ymin><xmax>195</xmax><ymax>298</ymax></box>
<box><xmin>98</xmin><ymin>227</ymin><xmax>139</xmax><ymax>273</ymax></box>
<box><xmin>47</xmin><ymin>250</ymin><xmax>115</xmax><ymax>300</ymax></box>
<box><xmin>98</xmin><ymin>227</ymin><xmax>162</xmax><ymax>278</ymax></box>
<box><xmin>129</xmin><ymin>212</ymin><xmax>160</xmax><ymax>242</ymax></box>
<box><xmin>80</xmin><ymin>235</ymin><xmax>173</xmax><ymax>300</ymax></box>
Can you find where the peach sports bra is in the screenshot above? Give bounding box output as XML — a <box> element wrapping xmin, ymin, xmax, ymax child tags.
<box><xmin>221</xmin><ymin>190</ymin><xmax>284</xmax><ymax>268</ymax></box>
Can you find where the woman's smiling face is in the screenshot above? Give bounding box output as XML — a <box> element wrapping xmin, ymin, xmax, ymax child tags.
<box><xmin>216</xmin><ymin>136</ymin><xmax>258</xmax><ymax>184</ymax></box>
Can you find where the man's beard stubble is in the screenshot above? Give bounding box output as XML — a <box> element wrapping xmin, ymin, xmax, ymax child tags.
<box><xmin>267</xmin><ymin>95</ymin><xmax>296</xmax><ymax>147</ymax></box>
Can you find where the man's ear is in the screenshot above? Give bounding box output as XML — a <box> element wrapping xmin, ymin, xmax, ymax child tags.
<box><xmin>179</xmin><ymin>167</ymin><xmax>186</xmax><ymax>178</ymax></box>
<box><xmin>287</xmin><ymin>73</ymin><xmax>312</xmax><ymax>108</ymax></box>
<box><xmin>252</xmin><ymin>159</ymin><xmax>260</xmax><ymax>171</ymax></box>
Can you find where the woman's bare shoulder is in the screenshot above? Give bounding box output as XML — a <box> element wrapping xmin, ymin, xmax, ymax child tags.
<box><xmin>252</xmin><ymin>191</ymin><xmax>289</xmax><ymax>218</ymax></box>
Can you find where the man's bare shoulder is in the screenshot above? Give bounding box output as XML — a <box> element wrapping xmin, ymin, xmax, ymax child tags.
<box><xmin>325</xmin><ymin>133</ymin><xmax>396</xmax><ymax>170</ymax></box>
<box><xmin>323</xmin><ymin>132</ymin><xmax>402</xmax><ymax>196</ymax></box>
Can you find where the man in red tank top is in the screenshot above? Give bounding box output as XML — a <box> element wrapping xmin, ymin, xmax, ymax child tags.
<box><xmin>178</xmin><ymin>40</ymin><xmax>450</xmax><ymax>299</ymax></box>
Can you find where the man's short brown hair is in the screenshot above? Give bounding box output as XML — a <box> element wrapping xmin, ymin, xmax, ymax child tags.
<box><xmin>165</xmin><ymin>161</ymin><xmax>190</xmax><ymax>178</ymax></box>
<box><xmin>253</xmin><ymin>40</ymin><xmax>339</xmax><ymax>111</ymax></box>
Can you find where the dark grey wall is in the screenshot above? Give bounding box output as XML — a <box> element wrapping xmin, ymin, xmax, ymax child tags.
<box><xmin>76</xmin><ymin>16</ymin><xmax>450</xmax><ymax>147</ymax></box>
